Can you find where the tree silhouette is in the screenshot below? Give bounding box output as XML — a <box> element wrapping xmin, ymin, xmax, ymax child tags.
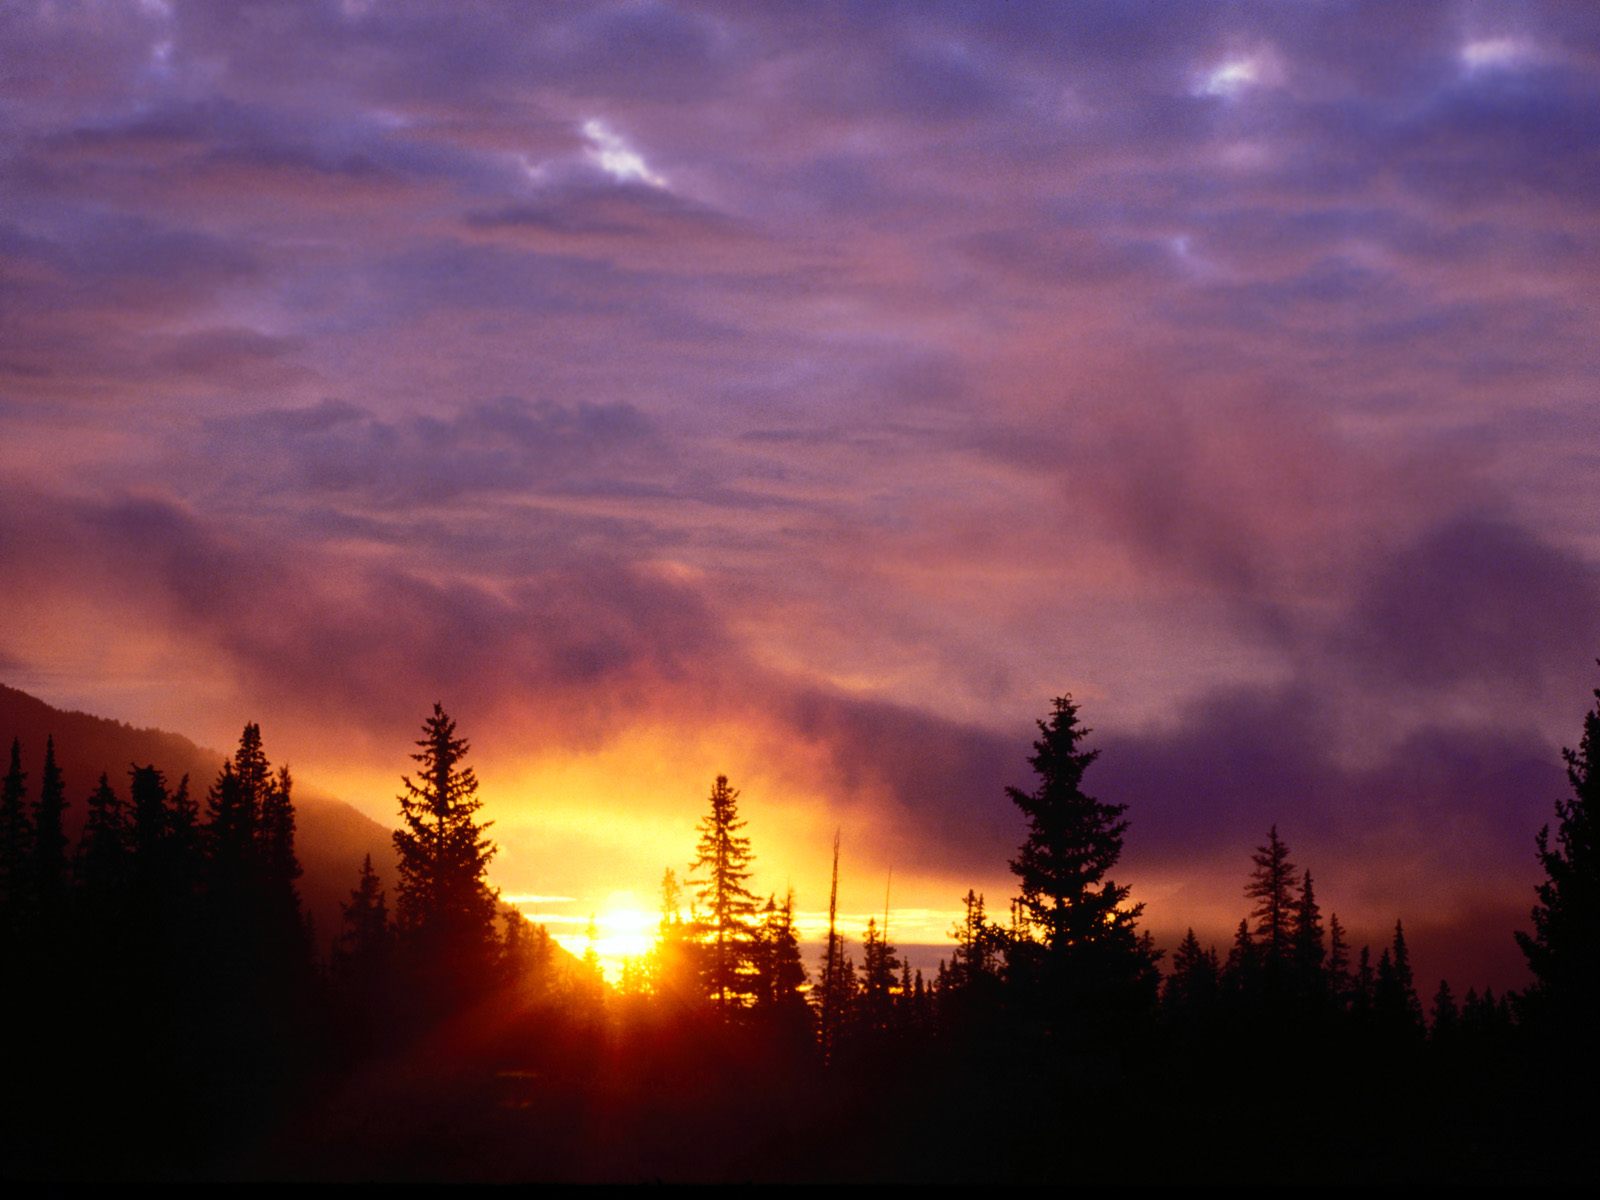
<box><xmin>1007</xmin><ymin>696</ymin><xmax>1140</xmax><ymax>957</ymax></box>
<box><xmin>1291</xmin><ymin>869</ymin><xmax>1326</xmax><ymax>999</ymax></box>
<box><xmin>652</xmin><ymin>866</ymin><xmax>700</xmax><ymax>1006</ymax></box>
<box><xmin>394</xmin><ymin>703</ymin><xmax>499</xmax><ymax>994</ymax></box>
<box><xmin>1005</xmin><ymin>696</ymin><xmax>1157</xmax><ymax>1036</ymax></box>
<box><xmin>76</xmin><ymin>772</ymin><xmax>128</xmax><ymax>898</ymax></box>
<box><xmin>1327</xmin><ymin>912</ymin><xmax>1351</xmax><ymax>1010</ymax></box>
<box><xmin>1516</xmin><ymin>677</ymin><xmax>1600</xmax><ymax>1042</ymax></box>
<box><xmin>857</xmin><ymin>915</ymin><xmax>901</xmax><ymax>1038</ymax></box>
<box><xmin>0</xmin><ymin>738</ymin><xmax>29</xmax><ymax>920</ymax></box>
<box><xmin>753</xmin><ymin>890</ymin><xmax>808</xmax><ymax>1014</ymax></box>
<box><xmin>32</xmin><ymin>737</ymin><xmax>68</xmax><ymax>921</ymax></box>
<box><xmin>1246</xmin><ymin>826</ymin><xmax>1296</xmax><ymax>976</ymax></box>
<box><xmin>334</xmin><ymin>853</ymin><xmax>391</xmax><ymax>986</ymax></box>
<box><xmin>689</xmin><ymin>774</ymin><xmax>757</xmax><ymax>1015</ymax></box>
<box><xmin>1164</xmin><ymin>928</ymin><xmax>1220</xmax><ymax>1022</ymax></box>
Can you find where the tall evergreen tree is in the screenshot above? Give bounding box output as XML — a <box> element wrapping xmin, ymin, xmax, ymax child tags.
<box><xmin>652</xmin><ymin>866</ymin><xmax>699</xmax><ymax>1005</ymax></box>
<box><xmin>0</xmin><ymin>738</ymin><xmax>30</xmax><ymax>918</ymax></box>
<box><xmin>1007</xmin><ymin>696</ymin><xmax>1142</xmax><ymax>958</ymax></box>
<box><xmin>950</xmin><ymin>889</ymin><xmax>999</xmax><ymax>989</ymax></box>
<box><xmin>1516</xmin><ymin>678</ymin><xmax>1600</xmax><ymax>1037</ymax></box>
<box><xmin>1246</xmin><ymin>826</ymin><xmax>1297</xmax><ymax>973</ymax></box>
<box><xmin>1291</xmin><ymin>869</ymin><xmax>1326</xmax><ymax>997</ymax></box>
<box><xmin>393</xmin><ymin>704</ymin><xmax>499</xmax><ymax>988</ymax></box>
<box><xmin>128</xmin><ymin>763</ymin><xmax>168</xmax><ymax>866</ymax></box>
<box><xmin>857</xmin><ymin>915</ymin><xmax>902</xmax><ymax>1037</ymax></box>
<box><xmin>1164</xmin><ymin>928</ymin><xmax>1221</xmax><ymax>1020</ymax></box>
<box><xmin>76</xmin><ymin>773</ymin><xmax>128</xmax><ymax>898</ymax></box>
<box><xmin>32</xmin><ymin>737</ymin><xmax>68</xmax><ymax>920</ymax></box>
<box><xmin>753</xmin><ymin>891</ymin><xmax>808</xmax><ymax>1013</ymax></box>
<box><xmin>688</xmin><ymin>774</ymin><xmax>757</xmax><ymax>1015</ymax></box>
<box><xmin>1327</xmin><ymin>913</ymin><xmax>1351</xmax><ymax>1003</ymax></box>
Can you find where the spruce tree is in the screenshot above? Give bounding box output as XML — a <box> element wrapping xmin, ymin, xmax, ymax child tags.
<box><xmin>688</xmin><ymin>774</ymin><xmax>757</xmax><ymax>1015</ymax></box>
<box><xmin>1291</xmin><ymin>869</ymin><xmax>1326</xmax><ymax>1000</ymax></box>
<box><xmin>653</xmin><ymin>866</ymin><xmax>699</xmax><ymax>1004</ymax></box>
<box><xmin>76</xmin><ymin>773</ymin><xmax>128</xmax><ymax>898</ymax></box>
<box><xmin>1164</xmin><ymin>928</ymin><xmax>1220</xmax><ymax>1020</ymax></box>
<box><xmin>0</xmin><ymin>738</ymin><xmax>30</xmax><ymax>918</ymax></box>
<box><xmin>1327</xmin><ymin>912</ymin><xmax>1351</xmax><ymax>1010</ymax></box>
<box><xmin>1007</xmin><ymin>696</ymin><xmax>1141</xmax><ymax>957</ymax></box>
<box><xmin>1246</xmin><ymin>826</ymin><xmax>1297</xmax><ymax>974</ymax></box>
<box><xmin>857</xmin><ymin>915</ymin><xmax>901</xmax><ymax>1037</ymax></box>
<box><xmin>753</xmin><ymin>890</ymin><xmax>807</xmax><ymax>1013</ymax></box>
<box><xmin>334</xmin><ymin>853</ymin><xmax>390</xmax><ymax>985</ymax></box>
<box><xmin>1431</xmin><ymin>979</ymin><xmax>1458</xmax><ymax>1043</ymax></box>
<box><xmin>1516</xmin><ymin>679</ymin><xmax>1600</xmax><ymax>1037</ymax></box>
<box><xmin>393</xmin><ymin>704</ymin><xmax>499</xmax><ymax>989</ymax></box>
<box><xmin>32</xmin><ymin>737</ymin><xmax>68</xmax><ymax>920</ymax></box>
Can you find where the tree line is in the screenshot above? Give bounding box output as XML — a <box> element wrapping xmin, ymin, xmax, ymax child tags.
<box><xmin>1</xmin><ymin>679</ymin><xmax>1596</xmax><ymax>1181</ymax></box>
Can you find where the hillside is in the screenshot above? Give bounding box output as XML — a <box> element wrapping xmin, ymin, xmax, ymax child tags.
<box><xmin>0</xmin><ymin>682</ymin><xmax>398</xmax><ymax>953</ymax></box>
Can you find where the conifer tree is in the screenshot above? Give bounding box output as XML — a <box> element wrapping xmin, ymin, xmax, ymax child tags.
<box><xmin>951</xmin><ymin>889</ymin><xmax>999</xmax><ymax>988</ymax></box>
<box><xmin>652</xmin><ymin>866</ymin><xmax>699</xmax><ymax>1003</ymax></box>
<box><xmin>1327</xmin><ymin>912</ymin><xmax>1351</xmax><ymax>1009</ymax></box>
<box><xmin>753</xmin><ymin>890</ymin><xmax>808</xmax><ymax>1013</ymax></box>
<box><xmin>258</xmin><ymin>764</ymin><xmax>302</xmax><ymax>898</ymax></box>
<box><xmin>1164</xmin><ymin>928</ymin><xmax>1220</xmax><ymax>1019</ymax></box>
<box><xmin>32</xmin><ymin>737</ymin><xmax>68</xmax><ymax>920</ymax></box>
<box><xmin>393</xmin><ymin>704</ymin><xmax>499</xmax><ymax>980</ymax></box>
<box><xmin>1431</xmin><ymin>979</ymin><xmax>1458</xmax><ymax>1042</ymax></box>
<box><xmin>76</xmin><ymin>773</ymin><xmax>128</xmax><ymax>898</ymax></box>
<box><xmin>128</xmin><ymin>763</ymin><xmax>168</xmax><ymax>866</ymax></box>
<box><xmin>161</xmin><ymin>773</ymin><xmax>201</xmax><ymax>906</ymax></box>
<box><xmin>1246</xmin><ymin>826</ymin><xmax>1297</xmax><ymax>973</ymax></box>
<box><xmin>688</xmin><ymin>774</ymin><xmax>757</xmax><ymax>1015</ymax></box>
<box><xmin>1223</xmin><ymin>918</ymin><xmax>1260</xmax><ymax>1008</ymax></box>
<box><xmin>1007</xmin><ymin>696</ymin><xmax>1142</xmax><ymax>959</ymax></box>
<box><xmin>0</xmin><ymin>738</ymin><xmax>30</xmax><ymax>918</ymax></box>
<box><xmin>1291</xmin><ymin>869</ymin><xmax>1326</xmax><ymax>999</ymax></box>
<box><xmin>333</xmin><ymin>854</ymin><xmax>391</xmax><ymax>987</ymax></box>
<box><xmin>857</xmin><ymin>915</ymin><xmax>902</xmax><ymax>1037</ymax></box>
<box><xmin>1516</xmin><ymin>678</ymin><xmax>1600</xmax><ymax>1036</ymax></box>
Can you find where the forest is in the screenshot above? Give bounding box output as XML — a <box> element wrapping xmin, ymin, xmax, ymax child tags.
<box><xmin>1</xmin><ymin>687</ymin><xmax>1595</xmax><ymax>1183</ymax></box>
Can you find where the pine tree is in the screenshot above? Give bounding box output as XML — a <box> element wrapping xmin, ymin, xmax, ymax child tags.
<box><xmin>1007</xmin><ymin>696</ymin><xmax>1142</xmax><ymax>958</ymax></box>
<box><xmin>1291</xmin><ymin>869</ymin><xmax>1326</xmax><ymax>999</ymax></box>
<box><xmin>1246</xmin><ymin>826</ymin><xmax>1297</xmax><ymax>974</ymax></box>
<box><xmin>652</xmin><ymin>866</ymin><xmax>699</xmax><ymax>1004</ymax></box>
<box><xmin>1327</xmin><ymin>912</ymin><xmax>1351</xmax><ymax>1010</ymax></box>
<box><xmin>1164</xmin><ymin>928</ymin><xmax>1220</xmax><ymax>1020</ymax></box>
<box><xmin>393</xmin><ymin>704</ymin><xmax>499</xmax><ymax>990</ymax></box>
<box><xmin>1223</xmin><ymin>917</ymin><xmax>1260</xmax><ymax>1007</ymax></box>
<box><xmin>688</xmin><ymin>774</ymin><xmax>757</xmax><ymax>1015</ymax></box>
<box><xmin>0</xmin><ymin>738</ymin><xmax>30</xmax><ymax>919</ymax></box>
<box><xmin>1516</xmin><ymin>678</ymin><xmax>1600</xmax><ymax>1037</ymax></box>
<box><xmin>1374</xmin><ymin>922</ymin><xmax>1423</xmax><ymax>1037</ymax></box>
<box><xmin>753</xmin><ymin>890</ymin><xmax>808</xmax><ymax>1013</ymax></box>
<box><xmin>857</xmin><ymin>915</ymin><xmax>901</xmax><ymax>1037</ymax></box>
<box><xmin>258</xmin><ymin>764</ymin><xmax>302</xmax><ymax>898</ymax></box>
<box><xmin>950</xmin><ymin>889</ymin><xmax>999</xmax><ymax>988</ymax></box>
<box><xmin>76</xmin><ymin>773</ymin><xmax>128</xmax><ymax>898</ymax></box>
<box><xmin>1431</xmin><ymin>979</ymin><xmax>1459</xmax><ymax>1043</ymax></box>
<box><xmin>32</xmin><ymin>737</ymin><xmax>68</xmax><ymax>920</ymax></box>
<box><xmin>333</xmin><ymin>853</ymin><xmax>390</xmax><ymax>986</ymax></box>
<box><xmin>128</xmin><ymin>764</ymin><xmax>168</xmax><ymax>867</ymax></box>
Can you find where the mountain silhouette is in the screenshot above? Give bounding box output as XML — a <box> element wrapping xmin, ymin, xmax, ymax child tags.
<box><xmin>0</xmin><ymin>681</ymin><xmax>398</xmax><ymax>948</ymax></box>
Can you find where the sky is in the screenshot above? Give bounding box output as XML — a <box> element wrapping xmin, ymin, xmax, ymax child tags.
<box><xmin>2</xmin><ymin>0</ymin><xmax>1598</xmax><ymax>988</ymax></box>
